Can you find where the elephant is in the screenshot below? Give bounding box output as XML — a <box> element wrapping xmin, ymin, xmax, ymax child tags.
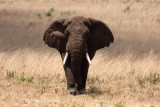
<box><xmin>43</xmin><ymin>16</ymin><xmax>114</xmax><ymax>95</ymax></box>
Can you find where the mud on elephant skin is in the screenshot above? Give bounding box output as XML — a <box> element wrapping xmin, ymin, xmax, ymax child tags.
<box><xmin>43</xmin><ymin>16</ymin><xmax>114</xmax><ymax>95</ymax></box>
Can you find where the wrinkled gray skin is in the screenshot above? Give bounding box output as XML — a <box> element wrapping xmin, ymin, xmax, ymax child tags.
<box><xmin>43</xmin><ymin>16</ymin><xmax>114</xmax><ymax>95</ymax></box>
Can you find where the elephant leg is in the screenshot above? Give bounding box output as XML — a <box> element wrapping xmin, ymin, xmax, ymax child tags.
<box><xmin>61</xmin><ymin>53</ymin><xmax>78</xmax><ymax>95</ymax></box>
<box><xmin>79</xmin><ymin>58</ymin><xmax>89</xmax><ymax>93</ymax></box>
<box><xmin>81</xmin><ymin>58</ymin><xmax>89</xmax><ymax>89</ymax></box>
<box><xmin>71</xmin><ymin>60</ymin><xmax>83</xmax><ymax>91</ymax></box>
<box><xmin>80</xmin><ymin>52</ymin><xmax>96</xmax><ymax>93</ymax></box>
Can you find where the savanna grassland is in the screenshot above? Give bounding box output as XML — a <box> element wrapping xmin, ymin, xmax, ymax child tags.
<box><xmin>0</xmin><ymin>0</ymin><xmax>160</xmax><ymax>106</ymax></box>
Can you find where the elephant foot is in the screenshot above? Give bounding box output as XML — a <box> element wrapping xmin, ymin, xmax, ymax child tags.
<box><xmin>68</xmin><ymin>88</ymin><xmax>79</xmax><ymax>95</ymax></box>
<box><xmin>78</xmin><ymin>88</ymin><xmax>86</xmax><ymax>94</ymax></box>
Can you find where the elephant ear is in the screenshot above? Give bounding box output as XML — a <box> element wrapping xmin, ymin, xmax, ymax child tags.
<box><xmin>87</xmin><ymin>18</ymin><xmax>114</xmax><ymax>53</ymax></box>
<box><xmin>43</xmin><ymin>19</ymin><xmax>69</xmax><ymax>52</ymax></box>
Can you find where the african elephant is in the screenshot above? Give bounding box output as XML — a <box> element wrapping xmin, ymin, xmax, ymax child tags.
<box><xmin>43</xmin><ymin>16</ymin><xmax>114</xmax><ymax>95</ymax></box>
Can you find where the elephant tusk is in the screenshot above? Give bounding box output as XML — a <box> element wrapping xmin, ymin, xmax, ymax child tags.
<box><xmin>63</xmin><ymin>52</ymin><xmax>68</xmax><ymax>65</ymax></box>
<box><xmin>86</xmin><ymin>53</ymin><xmax>91</xmax><ymax>65</ymax></box>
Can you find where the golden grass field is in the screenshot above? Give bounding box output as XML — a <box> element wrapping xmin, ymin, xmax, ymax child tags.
<box><xmin>0</xmin><ymin>0</ymin><xmax>160</xmax><ymax>106</ymax></box>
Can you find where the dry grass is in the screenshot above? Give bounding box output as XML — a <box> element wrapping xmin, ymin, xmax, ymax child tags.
<box><xmin>0</xmin><ymin>0</ymin><xmax>160</xmax><ymax>106</ymax></box>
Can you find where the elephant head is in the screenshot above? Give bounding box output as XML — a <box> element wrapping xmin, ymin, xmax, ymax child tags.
<box><xmin>43</xmin><ymin>16</ymin><xmax>114</xmax><ymax>95</ymax></box>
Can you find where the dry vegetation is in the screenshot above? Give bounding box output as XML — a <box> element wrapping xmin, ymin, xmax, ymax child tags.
<box><xmin>0</xmin><ymin>0</ymin><xmax>160</xmax><ymax>106</ymax></box>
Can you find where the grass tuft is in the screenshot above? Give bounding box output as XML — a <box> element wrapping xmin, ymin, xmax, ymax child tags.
<box><xmin>60</xmin><ymin>11</ymin><xmax>75</xmax><ymax>18</ymax></box>
<box><xmin>157</xmin><ymin>17</ymin><xmax>160</xmax><ymax>23</ymax></box>
<box><xmin>124</xmin><ymin>5</ymin><xmax>131</xmax><ymax>12</ymax></box>
<box><xmin>37</xmin><ymin>13</ymin><xmax>42</xmax><ymax>18</ymax></box>
<box><xmin>20</xmin><ymin>76</ymin><xmax>26</xmax><ymax>82</ymax></box>
<box><xmin>148</xmin><ymin>72</ymin><xmax>160</xmax><ymax>84</ymax></box>
<box><xmin>46</xmin><ymin>7</ymin><xmax>55</xmax><ymax>17</ymax></box>
<box><xmin>6</xmin><ymin>70</ymin><xmax>15</xmax><ymax>79</ymax></box>
<box><xmin>20</xmin><ymin>74</ymin><xmax>34</xmax><ymax>83</ymax></box>
<box><xmin>114</xmin><ymin>102</ymin><xmax>124</xmax><ymax>107</ymax></box>
<box><xmin>27</xmin><ymin>76</ymin><xmax>34</xmax><ymax>83</ymax></box>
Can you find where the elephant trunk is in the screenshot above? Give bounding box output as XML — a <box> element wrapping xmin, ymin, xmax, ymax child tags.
<box><xmin>66</xmin><ymin>36</ymin><xmax>86</xmax><ymax>89</ymax></box>
<box><xmin>66</xmin><ymin>35</ymin><xmax>86</xmax><ymax>60</ymax></box>
<box><xmin>70</xmin><ymin>48</ymin><xmax>83</xmax><ymax>89</ymax></box>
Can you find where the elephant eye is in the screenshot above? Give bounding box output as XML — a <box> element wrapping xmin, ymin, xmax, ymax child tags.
<box><xmin>65</xmin><ymin>30</ymin><xmax>70</xmax><ymax>36</ymax></box>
